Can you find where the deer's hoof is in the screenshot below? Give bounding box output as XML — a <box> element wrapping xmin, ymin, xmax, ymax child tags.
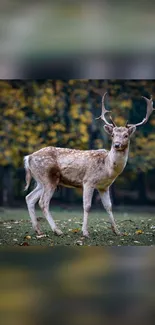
<box><xmin>111</xmin><ymin>225</ymin><xmax>122</xmax><ymax>236</ymax></box>
<box><xmin>35</xmin><ymin>226</ymin><xmax>43</xmax><ymax>236</ymax></box>
<box><xmin>117</xmin><ymin>231</ymin><xmax>123</xmax><ymax>236</ymax></box>
<box><xmin>114</xmin><ymin>231</ymin><xmax>122</xmax><ymax>236</ymax></box>
<box><xmin>83</xmin><ymin>230</ymin><xmax>89</xmax><ymax>238</ymax></box>
<box><xmin>54</xmin><ymin>228</ymin><xmax>63</xmax><ymax>236</ymax></box>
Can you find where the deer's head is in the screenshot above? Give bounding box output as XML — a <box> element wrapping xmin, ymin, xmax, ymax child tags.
<box><xmin>96</xmin><ymin>92</ymin><xmax>155</xmax><ymax>152</ymax></box>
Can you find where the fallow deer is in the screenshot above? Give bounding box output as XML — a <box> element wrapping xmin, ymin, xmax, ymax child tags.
<box><xmin>24</xmin><ymin>92</ymin><xmax>154</xmax><ymax>237</ymax></box>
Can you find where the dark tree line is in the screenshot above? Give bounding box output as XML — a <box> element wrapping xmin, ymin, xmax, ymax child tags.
<box><xmin>0</xmin><ymin>80</ymin><xmax>155</xmax><ymax>206</ymax></box>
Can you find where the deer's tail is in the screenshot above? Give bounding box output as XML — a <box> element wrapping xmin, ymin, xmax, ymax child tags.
<box><xmin>24</xmin><ymin>155</ymin><xmax>32</xmax><ymax>191</ymax></box>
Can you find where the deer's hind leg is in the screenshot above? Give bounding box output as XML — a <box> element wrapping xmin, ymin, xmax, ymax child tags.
<box><xmin>26</xmin><ymin>182</ymin><xmax>43</xmax><ymax>235</ymax></box>
<box><xmin>36</xmin><ymin>165</ymin><xmax>63</xmax><ymax>236</ymax></box>
<box><xmin>38</xmin><ymin>182</ymin><xmax>63</xmax><ymax>236</ymax></box>
<box><xmin>82</xmin><ymin>183</ymin><xmax>94</xmax><ymax>237</ymax></box>
<box><xmin>28</xmin><ymin>158</ymin><xmax>62</xmax><ymax>236</ymax></box>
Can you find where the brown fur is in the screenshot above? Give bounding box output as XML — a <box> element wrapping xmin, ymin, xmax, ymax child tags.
<box><xmin>24</xmin><ymin>129</ymin><xmax>132</xmax><ymax>237</ymax></box>
<box><xmin>24</xmin><ymin>93</ymin><xmax>154</xmax><ymax>237</ymax></box>
<box><xmin>48</xmin><ymin>166</ymin><xmax>60</xmax><ymax>186</ymax></box>
<box><xmin>26</xmin><ymin>147</ymin><xmax>109</xmax><ymax>190</ymax></box>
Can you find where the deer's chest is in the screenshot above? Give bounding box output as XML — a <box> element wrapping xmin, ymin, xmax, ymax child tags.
<box><xmin>96</xmin><ymin>171</ymin><xmax>116</xmax><ymax>190</ymax></box>
<box><xmin>95</xmin><ymin>162</ymin><xmax>125</xmax><ymax>190</ymax></box>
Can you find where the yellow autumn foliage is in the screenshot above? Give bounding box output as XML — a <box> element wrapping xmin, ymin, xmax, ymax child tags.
<box><xmin>120</xmin><ymin>99</ymin><xmax>132</xmax><ymax>109</ymax></box>
<box><xmin>0</xmin><ymin>79</ymin><xmax>154</xmax><ymax>174</ymax></box>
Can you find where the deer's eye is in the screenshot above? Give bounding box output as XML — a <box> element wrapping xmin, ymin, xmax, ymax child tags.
<box><xmin>124</xmin><ymin>134</ymin><xmax>128</xmax><ymax>138</ymax></box>
<box><xmin>111</xmin><ymin>134</ymin><xmax>114</xmax><ymax>138</ymax></box>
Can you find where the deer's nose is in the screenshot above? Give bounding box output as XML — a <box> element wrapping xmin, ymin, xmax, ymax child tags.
<box><xmin>114</xmin><ymin>142</ymin><xmax>121</xmax><ymax>149</ymax></box>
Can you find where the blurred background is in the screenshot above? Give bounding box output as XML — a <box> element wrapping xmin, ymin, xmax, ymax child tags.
<box><xmin>1</xmin><ymin>1</ymin><xmax>155</xmax><ymax>78</ymax></box>
<box><xmin>0</xmin><ymin>79</ymin><xmax>155</xmax><ymax>208</ymax></box>
<box><xmin>0</xmin><ymin>247</ymin><xmax>155</xmax><ymax>325</ymax></box>
<box><xmin>1</xmin><ymin>2</ymin><xmax>155</xmax><ymax>324</ymax></box>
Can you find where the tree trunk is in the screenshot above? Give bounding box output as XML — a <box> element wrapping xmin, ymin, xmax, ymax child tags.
<box><xmin>0</xmin><ymin>166</ymin><xmax>3</xmax><ymax>206</ymax></box>
<box><xmin>110</xmin><ymin>183</ymin><xmax>118</xmax><ymax>206</ymax></box>
<box><xmin>137</xmin><ymin>171</ymin><xmax>147</xmax><ymax>204</ymax></box>
<box><xmin>3</xmin><ymin>166</ymin><xmax>14</xmax><ymax>207</ymax></box>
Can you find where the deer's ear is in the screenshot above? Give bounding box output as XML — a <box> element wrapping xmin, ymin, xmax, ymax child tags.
<box><xmin>103</xmin><ymin>125</ymin><xmax>113</xmax><ymax>135</ymax></box>
<box><xmin>128</xmin><ymin>126</ymin><xmax>136</xmax><ymax>136</ymax></box>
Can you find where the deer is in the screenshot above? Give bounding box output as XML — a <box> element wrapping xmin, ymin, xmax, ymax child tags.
<box><xmin>24</xmin><ymin>92</ymin><xmax>154</xmax><ymax>238</ymax></box>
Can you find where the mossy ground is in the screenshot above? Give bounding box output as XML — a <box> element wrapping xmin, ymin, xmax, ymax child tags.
<box><xmin>0</xmin><ymin>207</ymin><xmax>155</xmax><ymax>246</ymax></box>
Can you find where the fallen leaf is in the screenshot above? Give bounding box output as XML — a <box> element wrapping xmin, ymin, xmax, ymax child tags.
<box><xmin>20</xmin><ymin>242</ymin><xmax>29</xmax><ymax>246</ymax></box>
<box><xmin>135</xmin><ymin>230</ymin><xmax>144</xmax><ymax>235</ymax></box>
<box><xmin>36</xmin><ymin>234</ymin><xmax>46</xmax><ymax>239</ymax></box>
<box><xmin>123</xmin><ymin>232</ymin><xmax>128</xmax><ymax>236</ymax></box>
<box><xmin>72</xmin><ymin>228</ymin><xmax>80</xmax><ymax>233</ymax></box>
<box><xmin>134</xmin><ymin>241</ymin><xmax>140</xmax><ymax>244</ymax></box>
<box><xmin>25</xmin><ymin>235</ymin><xmax>31</xmax><ymax>240</ymax></box>
<box><xmin>76</xmin><ymin>240</ymin><xmax>83</xmax><ymax>246</ymax></box>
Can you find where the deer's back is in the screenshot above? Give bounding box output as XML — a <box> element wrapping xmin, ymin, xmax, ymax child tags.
<box><xmin>28</xmin><ymin>146</ymin><xmax>109</xmax><ymax>188</ymax></box>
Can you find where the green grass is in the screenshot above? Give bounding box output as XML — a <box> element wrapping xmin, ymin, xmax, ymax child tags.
<box><xmin>0</xmin><ymin>207</ymin><xmax>155</xmax><ymax>246</ymax></box>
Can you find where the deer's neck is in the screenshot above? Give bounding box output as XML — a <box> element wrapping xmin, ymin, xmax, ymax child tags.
<box><xmin>108</xmin><ymin>145</ymin><xmax>129</xmax><ymax>174</ymax></box>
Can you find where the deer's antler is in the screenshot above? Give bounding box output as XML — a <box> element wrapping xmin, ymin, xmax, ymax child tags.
<box><xmin>94</xmin><ymin>90</ymin><xmax>116</xmax><ymax>127</ymax></box>
<box><xmin>126</xmin><ymin>96</ymin><xmax>155</xmax><ymax>128</ymax></box>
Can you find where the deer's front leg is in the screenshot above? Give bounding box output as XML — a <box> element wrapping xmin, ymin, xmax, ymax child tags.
<box><xmin>98</xmin><ymin>188</ymin><xmax>121</xmax><ymax>236</ymax></box>
<box><xmin>82</xmin><ymin>183</ymin><xmax>94</xmax><ymax>237</ymax></box>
